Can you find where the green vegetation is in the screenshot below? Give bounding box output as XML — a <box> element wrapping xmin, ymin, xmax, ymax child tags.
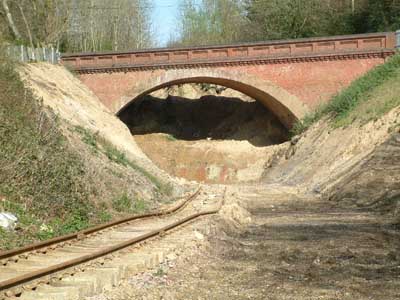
<box><xmin>1</xmin><ymin>0</ymin><xmax>399</xmax><ymax>51</ymax></box>
<box><xmin>0</xmin><ymin>56</ymin><xmax>172</xmax><ymax>250</ymax></box>
<box><xmin>166</xmin><ymin>134</ymin><xmax>177</xmax><ymax>142</ymax></box>
<box><xmin>171</xmin><ymin>0</ymin><xmax>400</xmax><ymax>47</ymax></box>
<box><xmin>0</xmin><ymin>56</ymin><xmax>105</xmax><ymax>249</ymax></box>
<box><xmin>292</xmin><ymin>54</ymin><xmax>400</xmax><ymax>135</ymax></box>
<box><xmin>74</xmin><ymin>126</ymin><xmax>98</xmax><ymax>150</ymax></box>
<box><xmin>102</xmin><ymin>140</ymin><xmax>174</xmax><ymax>196</ymax></box>
<box><xmin>112</xmin><ymin>193</ymin><xmax>147</xmax><ymax>214</ymax></box>
<box><xmin>74</xmin><ymin>126</ymin><xmax>173</xmax><ymax>196</ymax></box>
<box><xmin>169</xmin><ymin>0</ymin><xmax>247</xmax><ymax>46</ymax></box>
<box><xmin>243</xmin><ymin>0</ymin><xmax>400</xmax><ymax>42</ymax></box>
<box><xmin>0</xmin><ymin>0</ymin><xmax>153</xmax><ymax>53</ymax></box>
<box><xmin>154</xmin><ymin>267</ymin><xmax>166</xmax><ymax>277</ymax></box>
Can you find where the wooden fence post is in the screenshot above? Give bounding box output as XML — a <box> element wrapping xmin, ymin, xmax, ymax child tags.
<box><xmin>20</xmin><ymin>45</ymin><xmax>24</xmax><ymax>62</ymax></box>
<box><xmin>8</xmin><ymin>45</ymin><xmax>59</xmax><ymax>64</ymax></box>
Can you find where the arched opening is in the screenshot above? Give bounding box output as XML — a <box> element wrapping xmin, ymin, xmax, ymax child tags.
<box><xmin>119</xmin><ymin>83</ymin><xmax>289</xmax><ymax>147</ymax></box>
<box><xmin>116</xmin><ymin>73</ymin><xmax>308</xmax><ymax>184</ymax></box>
<box><xmin>117</xmin><ymin>75</ymin><xmax>307</xmax><ymax>129</ymax></box>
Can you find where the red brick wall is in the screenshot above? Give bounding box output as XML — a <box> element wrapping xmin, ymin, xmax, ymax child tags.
<box><xmin>79</xmin><ymin>56</ymin><xmax>385</xmax><ymax>112</ymax></box>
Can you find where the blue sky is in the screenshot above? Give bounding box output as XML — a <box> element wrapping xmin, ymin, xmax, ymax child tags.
<box><xmin>152</xmin><ymin>0</ymin><xmax>181</xmax><ymax>47</ymax></box>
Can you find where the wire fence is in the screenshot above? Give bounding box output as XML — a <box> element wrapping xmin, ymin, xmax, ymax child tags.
<box><xmin>4</xmin><ymin>45</ymin><xmax>60</xmax><ymax>64</ymax></box>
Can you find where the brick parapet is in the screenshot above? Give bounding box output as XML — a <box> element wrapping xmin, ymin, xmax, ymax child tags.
<box><xmin>62</xmin><ymin>32</ymin><xmax>396</xmax><ymax>74</ymax></box>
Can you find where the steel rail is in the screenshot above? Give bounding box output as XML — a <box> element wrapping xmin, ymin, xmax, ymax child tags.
<box><xmin>0</xmin><ymin>187</ymin><xmax>201</xmax><ymax>261</ymax></box>
<box><xmin>0</xmin><ymin>187</ymin><xmax>225</xmax><ymax>293</ymax></box>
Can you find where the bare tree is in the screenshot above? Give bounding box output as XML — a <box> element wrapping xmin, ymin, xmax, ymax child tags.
<box><xmin>170</xmin><ymin>0</ymin><xmax>247</xmax><ymax>47</ymax></box>
<box><xmin>0</xmin><ymin>0</ymin><xmax>153</xmax><ymax>52</ymax></box>
<box><xmin>15</xmin><ymin>0</ymin><xmax>34</xmax><ymax>48</ymax></box>
<box><xmin>1</xmin><ymin>0</ymin><xmax>21</xmax><ymax>40</ymax></box>
<box><xmin>0</xmin><ymin>0</ymin><xmax>73</xmax><ymax>48</ymax></box>
<box><xmin>65</xmin><ymin>0</ymin><xmax>153</xmax><ymax>52</ymax></box>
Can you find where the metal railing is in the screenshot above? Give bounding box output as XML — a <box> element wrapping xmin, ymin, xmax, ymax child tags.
<box><xmin>4</xmin><ymin>45</ymin><xmax>60</xmax><ymax>64</ymax></box>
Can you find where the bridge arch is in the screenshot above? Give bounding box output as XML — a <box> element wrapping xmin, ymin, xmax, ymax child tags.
<box><xmin>116</xmin><ymin>69</ymin><xmax>309</xmax><ymax>129</ymax></box>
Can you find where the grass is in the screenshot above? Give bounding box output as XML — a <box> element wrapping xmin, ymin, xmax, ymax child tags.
<box><xmin>112</xmin><ymin>193</ymin><xmax>147</xmax><ymax>214</ymax></box>
<box><xmin>74</xmin><ymin>126</ymin><xmax>98</xmax><ymax>151</ymax></box>
<box><xmin>74</xmin><ymin>126</ymin><xmax>173</xmax><ymax>196</ymax></box>
<box><xmin>154</xmin><ymin>267</ymin><xmax>166</xmax><ymax>277</ymax></box>
<box><xmin>0</xmin><ymin>58</ymin><xmax>91</xmax><ymax>247</ymax></box>
<box><xmin>0</xmin><ymin>55</ymin><xmax>116</xmax><ymax>250</ymax></box>
<box><xmin>0</xmin><ymin>50</ymin><xmax>171</xmax><ymax>251</ymax></box>
<box><xmin>166</xmin><ymin>134</ymin><xmax>177</xmax><ymax>141</ymax></box>
<box><xmin>292</xmin><ymin>53</ymin><xmax>400</xmax><ymax>135</ymax></box>
<box><xmin>0</xmin><ymin>198</ymin><xmax>93</xmax><ymax>249</ymax></box>
<box><xmin>102</xmin><ymin>140</ymin><xmax>174</xmax><ymax>196</ymax></box>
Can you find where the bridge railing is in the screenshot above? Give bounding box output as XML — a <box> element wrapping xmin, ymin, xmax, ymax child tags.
<box><xmin>4</xmin><ymin>45</ymin><xmax>60</xmax><ymax>64</ymax></box>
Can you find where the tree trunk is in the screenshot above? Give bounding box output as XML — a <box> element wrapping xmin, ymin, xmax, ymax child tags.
<box><xmin>16</xmin><ymin>2</ymin><xmax>34</xmax><ymax>49</ymax></box>
<box><xmin>2</xmin><ymin>0</ymin><xmax>22</xmax><ymax>40</ymax></box>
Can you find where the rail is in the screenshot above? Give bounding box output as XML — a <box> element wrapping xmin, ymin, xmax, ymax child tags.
<box><xmin>0</xmin><ymin>187</ymin><xmax>200</xmax><ymax>262</ymax></box>
<box><xmin>0</xmin><ymin>186</ymin><xmax>225</xmax><ymax>297</ymax></box>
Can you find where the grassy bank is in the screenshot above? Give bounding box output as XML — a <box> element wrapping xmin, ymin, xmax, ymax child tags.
<box><xmin>0</xmin><ymin>57</ymin><xmax>171</xmax><ymax>250</ymax></box>
<box><xmin>73</xmin><ymin>125</ymin><xmax>173</xmax><ymax>196</ymax></box>
<box><xmin>0</xmin><ymin>58</ymin><xmax>97</xmax><ymax>248</ymax></box>
<box><xmin>292</xmin><ymin>53</ymin><xmax>400</xmax><ymax>135</ymax></box>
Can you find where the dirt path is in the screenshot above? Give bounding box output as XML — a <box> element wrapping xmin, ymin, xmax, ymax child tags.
<box><xmin>91</xmin><ymin>185</ymin><xmax>400</xmax><ymax>300</ymax></box>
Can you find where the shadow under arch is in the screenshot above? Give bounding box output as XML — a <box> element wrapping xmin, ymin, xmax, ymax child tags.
<box><xmin>116</xmin><ymin>69</ymin><xmax>309</xmax><ymax>129</ymax></box>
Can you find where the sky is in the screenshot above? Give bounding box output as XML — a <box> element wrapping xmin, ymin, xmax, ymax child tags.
<box><xmin>152</xmin><ymin>0</ymin><xmax>181</xmax><ymax>47</ymax></box>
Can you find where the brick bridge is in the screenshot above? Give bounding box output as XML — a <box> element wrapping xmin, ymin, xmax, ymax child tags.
<box><xmin>62</xmin><ymin>32</ymin><xmax>397</xmax><ymax>128</ymax></box>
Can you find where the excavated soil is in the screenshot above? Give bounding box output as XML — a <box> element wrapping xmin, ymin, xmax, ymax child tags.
<box><xmin>134</xmin><ymin>134</ymin><xmax>288</xmax><ymax>184</ymax></box>
<box><xmin>119</xmin><ymin>84</ymin><xmax>290</xmax><ymax>183</ymax></box>
<box><xmin>264</xmin><ymin>107</ymin><xmax>400</xmax><ymax>215</ymax></box>
<box><xmin>18</xmin><ymin>63</ymin><xmax>187</xmax><ymax>210</ymax></box>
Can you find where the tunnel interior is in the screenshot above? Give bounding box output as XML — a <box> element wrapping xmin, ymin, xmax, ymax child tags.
<box><xmin>119</xmin><ymin>87</ymin><xmax>289</xmax><ymax>147</ymax></box>
<box><xmin>118</xmin><ymin>82</ymin><xmax>291</xmax><ymax>184</ymax></box>
<box><xmin>119</xmin><ymin>84</ymin><xmax>289</xmax><ymax>147</ymax></box>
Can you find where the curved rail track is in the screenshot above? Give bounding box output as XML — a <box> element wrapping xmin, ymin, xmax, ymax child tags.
<box><xmin>0</xmin><ymin>186</ymin><xmax>225</xmax><ymax>300</ymax></box>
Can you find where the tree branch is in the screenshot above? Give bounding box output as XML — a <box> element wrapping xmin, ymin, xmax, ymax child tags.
<box><xmin>15</xmin><ymin>1</ymin><xmax>34</xmax><ymax>49</ymax></box>
<box><xmin>2</xmin><ymin>0</ymin><xmax>22</xmax><ymax>40</ymax></box>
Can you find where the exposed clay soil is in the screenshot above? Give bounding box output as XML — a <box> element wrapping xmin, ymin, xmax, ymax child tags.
<box><xmin>264</xmin><ymin>108</ymin><xmax>400</xmax><ymax>214</ymax></box>
<box><xmin>135</xmin><ymin>134</ymin><xmax>288</xmax><ymax>184</ymax></box>
<box><xmin>120</xmin><ymin>84</ymin><xmax>290</xmax><ymax>184</ymax></box>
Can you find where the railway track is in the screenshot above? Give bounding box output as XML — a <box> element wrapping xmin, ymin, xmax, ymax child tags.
<box><xmin>0</xmin><ymin>186</ymin><xmax>225</xmax><ymax>300</ymax></box>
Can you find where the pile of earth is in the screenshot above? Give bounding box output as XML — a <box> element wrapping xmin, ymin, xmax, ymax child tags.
<box><xmin>119</xmin><ymin>84</ymin><xmax>290</xmax><ymax>184</ymax></box>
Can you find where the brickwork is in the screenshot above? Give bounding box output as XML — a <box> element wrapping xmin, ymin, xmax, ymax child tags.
<box><xmin>64</xmin><ymin>32</ymin><xmax>397</xmax><ymax>128</ymax></box>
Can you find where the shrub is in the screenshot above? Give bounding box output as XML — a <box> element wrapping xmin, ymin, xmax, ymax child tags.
<box><xmin>0</xmin><ymin>57</ymin><xmax>103</xmax><ymax>249</ymax></box>
<box><xmin>112</xmin><ymin>193</ymin><xmax>147</xmax><ymax>214</ymax></box>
